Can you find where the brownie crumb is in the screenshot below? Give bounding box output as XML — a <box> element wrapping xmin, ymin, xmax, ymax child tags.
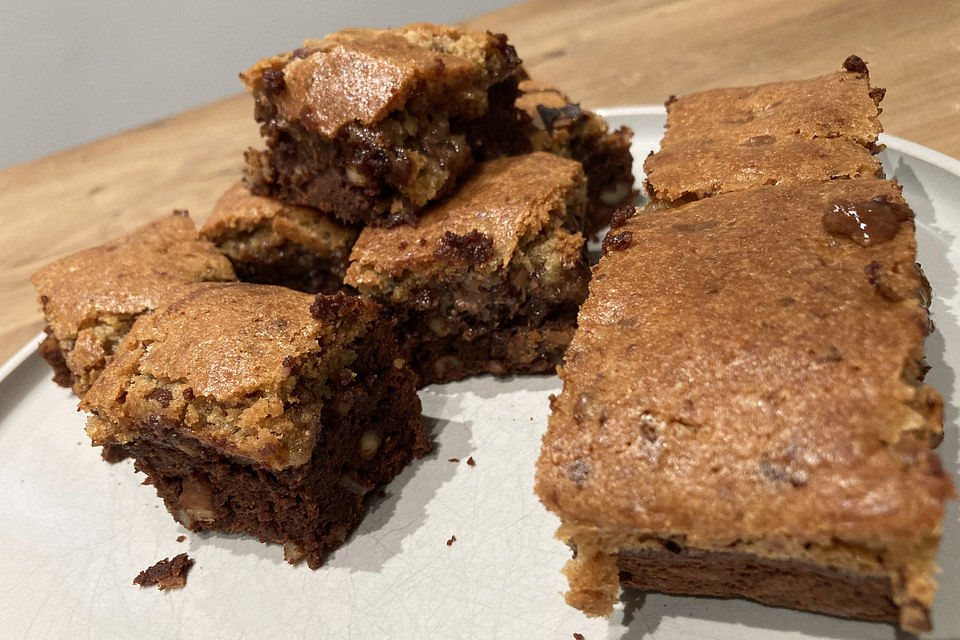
<box><xmin>466</xmin><ymin>456</ymin><xmax>476</xmax><ymax>467</ymax></box>
<box><xmin>448</xmin><ymin>457</ymin><xmax>460</xmax><ymax>462</ymax></box>
<box><xmin>176</xmin><ymin>535</ymin><xmax>186</xmax><ymax>543</ymax></box>
<box><xmin>574</xmin><ymin>634</ymin><xmax>586</xmax><ymax>640</ymax></box>
<box><xmin>100</xmin><ymin>442</ymin><xmax>129</xmax><ymax>463</ymax></box>
<box><xmin>433</xmin><ymin>230</ymin><xmax>494</xmax><ymax>265</ymax></box>
<box><xmin>145</xmin><ymin>387</ymin><xmax>173</xmax><ymax>408</ymax></box>
<box><xmin>133</xmin><ymin>553</ymin><xmax>194</xmax><ymax>590</ymax></box>
<box><xmin>842</xmin><ymin>54</ymin><xmax>869</xmax><ymax>75</ymax></box>
<box><xmin>446</xmin><ymin>535</ymin><xmax>457</xmax><ymax>546</ymax></box>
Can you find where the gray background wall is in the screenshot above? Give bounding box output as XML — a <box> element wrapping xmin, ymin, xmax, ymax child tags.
<box><xmin>0</xmin><ymin>0</ymin><xmax>515</xmax><ymax>168</ymax></box>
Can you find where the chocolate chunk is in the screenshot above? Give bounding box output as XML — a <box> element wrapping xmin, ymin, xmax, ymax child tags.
<box><xmin>310</xmin><ymin>291</ymin><xmax>355</xmax><ymax>322</ymax></box>
<box><xmin>291</xmin><ymin>47</ymin><xmax>316</xmax><ymax>59</ymax></box>
<box><xmin>743</xmin><ymin>135</ymin><xmax>775</xmax><ymax>146</ymax></box>
<box><xmin>566</xmin><ymin>458</ymin><xmax>592</xmax><ymax>486</ymax></box>
<box><xmin>448</xmin><ymin>458</ymin><xmax>460</xmax><ymax>462</ymax></box>
<box><xmin>869</xmin><ymin>87</ymin><xmax>886</xmax><ymax>104</ymax></box>
<box><xmin>842</xmin><ymin>55</ymin><xmax>869</xmax><ymax>75</ymax></box>
<box><xmin>446</xmin><ymin>535</ymin><xmax>457</xmax><ymax>546</ymax></box>
<box><xmin>574</xmin><ymin>634</ymin><xmax>585</xmax><ymax>640</ymax></box>
<box><xmin>664</xmin><ymin>95</ymin><xmax>677</xmax><ymax>108</ymax></box>
<box><xmin>262</xmin><ymin>69</ymin><xmax>286</xmax><ymax>96</ymax></box>
<box><xmin>133</xmin><ymin>553</ymin><xmax>194</xmax><ymax>590</ymax></box>
<box><xmin>466</xmin><ymin>456</ymin><xmax>476</xmax><ymax>467</ymax></box>
<box><xmin>176</xmin><ymin>535</ymin><xmax>186</xmax><ymax>543</ymax></box>
<box><xmin>601</xmin><ymin>231</ymin><xmax>633</xmax><ymax>255</ymax></box>
<box><xmin>609</xmin><ymin>206</ymin><xmax>636</xmax><ymax>229</ymax></box>
<box><xmin>822</xmin><ymin>196</ymin><xmax>913</xmax><ymax>246</ymax></box>
<box><xmin>433</xmin><ymin>230</ymin><xmax>494</xmax><ymax>265</ymax></box>
<box><xmin>146</xmin><ymin>387</ymin><xmax>173</xmax><ymax>408</ymax></box>
<box><xmin>536</xmin><ymin>103</ymin><xmax>582</xmax><ymax>132</ymax></box>
<box><xmin>182</xmin><ymin>387</ymin><xmax>195</xmax><ymax>402</ymax></box>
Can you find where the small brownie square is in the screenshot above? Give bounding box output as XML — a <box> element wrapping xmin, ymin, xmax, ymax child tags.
<box><xmin>30</xmin><ymin>211</ymin><xmax>235</xmax><ymax>396</ymax></box>
<box><xmin>80</xmin><ymin>283</ymin><xmax>427</xmax><ymax>568</ymax></box>
<box><xmin>201</xmin><ymin>182</ymin><xmax>357</xmax><ymax>294</ymax></box>
<box><xmin>346</xmin><ymin>152</ymin><xmax>590</xmax><ymax>386</ymax></box>
<box><xmin>516</xmin><ymin>80</ymin><xmax>635</xmax><ymax>233</ymax></box>
<box><xmin>644</xmin><ymin>56</ymin><xmax>885</xmax><ymax>204</ymax></box>
<box><xmin>242</xmin><ymin>23</ymin><xmax>521</xmax><ymax>226</ymax></box>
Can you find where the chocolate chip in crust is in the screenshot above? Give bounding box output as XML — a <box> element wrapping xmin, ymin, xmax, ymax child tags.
<box><xmin>842</xmin><ymin>54</ymin><xmax>869</xmax><ymax>75</ymax></box>
<box><xmin>261</xmin><ymin>69</ymin><xmax>286</xmax><ymax>96</ymax></box>
<box><xmin>146</xmin><ymin>387</ymin><xmax>173</xmax><ymax>408</ymax></box>
<box><xmin>433</xmin><ymin>230</ymin><xmax>494</xmax><ymax>265</ymax></box>
<box><xmin>601</xmin><ymin>231</ymin><xmax>633</xmax><ymax>255</ymax></box>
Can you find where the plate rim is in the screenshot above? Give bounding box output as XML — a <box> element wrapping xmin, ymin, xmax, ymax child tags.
<box><xmin>4</xmin><ymin>104</ymin><xmax>960</xmax><ymax>385</ymax></box>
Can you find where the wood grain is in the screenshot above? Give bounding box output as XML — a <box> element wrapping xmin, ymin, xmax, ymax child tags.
<box><xmin>1</xmin><ymin>0</ymin><xmax>958</xmax><ymax>364</ymax></box>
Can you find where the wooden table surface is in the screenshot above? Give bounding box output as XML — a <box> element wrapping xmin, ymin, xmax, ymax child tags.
<box><xmin>1</xmin><ymin>0</ymin><xmax>958</xmax><ymax>364</ymax></box>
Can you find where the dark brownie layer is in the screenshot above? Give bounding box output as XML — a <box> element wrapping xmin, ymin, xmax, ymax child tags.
<box><xmin>109</xmin><ymin>317</ymin><xmax>427</xmax><ymax>568</ymax></box>
<box><xmin>38</xmin><ymin>329</ymin><xmax>73</xmax><ymax>389</ymax></box>
<box><xmin>618</xmin><ymin>547</ymin><xmax>899</xmax><ymax>625</ymax></box>
<box><xmin>229</xmin><ymin>243</ymin><xmax>351</xmax><ymax>294</ymax></box>
<box><xmin>402</xmin><ymin>315</ymin><xmax>578</xmax><ymax>386</ymax></box>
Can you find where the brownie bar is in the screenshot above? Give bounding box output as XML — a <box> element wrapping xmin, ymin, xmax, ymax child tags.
<box><xmin>535</xmin><ymin>181</ymin><xmax>953</xmax><ymax>633</ymax></box>
<box><xmin>242</xmin><ymin>23</ymin><xmax>521</xmax><ymax>226</ymax></box>
<box><xmin>644</xmin><ymin>56</ymin><xmax>886</xmax><ymax>205</ymax></box>
<box><xmin>517</xmin><ymin>80</ymin><xmax>636</xmax><ymax>233</ymax></box>
<box><xmin>30</xmin><ymin>211</ymin><xmax>235</xmax><ymax>396</ymax></box>
<box><xmin>80</xmin><ymin>283</ymin><xmax>427</xmax><ymax>568</ymax></box>
<box><xmin>345</xmin><ymin>152</ymin><xmax>590</xmax><ymax>386</ymax></box>
<box><xmin>201</xmin><ymin>182</ymin><xmax>357</xmax><ymax>294</ymax></box>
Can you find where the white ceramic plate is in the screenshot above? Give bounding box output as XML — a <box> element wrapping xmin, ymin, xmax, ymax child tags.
<box><xmin>1</xmin><ymin>107</ymin><xmax>958</xmax><ymax>640</ymax></box>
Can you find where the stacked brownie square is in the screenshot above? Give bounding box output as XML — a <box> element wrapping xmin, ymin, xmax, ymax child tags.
<box><xmin>535</xmin><ymin>57</ymin><xmax>954</xmax><ymax>633</ymax></box>
<box><xmin>211</xmin><ymin>22</ymin><xmax>635</xmax><ymax>386</ymax></box>
<box><xmin>32</xmin><ymin>23</ymin><xmax>635</xmax><ymax>568</ymax></box>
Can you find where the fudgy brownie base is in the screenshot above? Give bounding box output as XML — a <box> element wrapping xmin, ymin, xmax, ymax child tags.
<box><xmin>402</xmin><ymin>316</ymin><xmax>577</xmax><ymax>386</ymax></box>
<box><xmin>229</xmin><ymin>244</ymin><xmax>350</xmax><ymax>294</ymax></box>
<box><xmin>104</xmin><ymin>318</ymin><xmax>427</xmax><ymax>568</ymax></box>
<box><xmin>618</xmin><ymin>547</ymin><xmax>899</xmax><ymax>625</ymax></box>
<box><xmin>38</xmin><ymin>329</ymin><xmax>73</xmax><ymax>389</ymax></box>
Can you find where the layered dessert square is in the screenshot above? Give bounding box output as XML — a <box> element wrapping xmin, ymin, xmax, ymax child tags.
<box><xmin>535</xmin><ymin>180</ymin><xmax>953</xmax><ymax>632</ymax></box>
<box><xmin>80</xmin><ymin>283</ymin><xmax>428</xmax><ymax>568</ymax></box>
<box><xmin>30</xmin><ymin>211</ymin><xmax>235</xmax><ymax>396</ymax></box>
<box><xmin>242</xmin><ymin>23</ymin><xmax>522</xmax><ymax>226</ymax></box>
<box><xmin>644</xmin><ymin>56</ymin><xmax>886</xmax><ymax>205</ymax></box>
<box><xmin>517</xmin><ymin>80</ymin><xmax>635</xmax><ymax>233</ymax></box>
<box><xmin>201</xmin><ymin>182</ymin><xmax>357</xmax><ymax>294</ymax></box>
<box><xmin>345</xmin><ymin>152</ymin><xmax>590</xmax><ymax>386</ymax></box>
